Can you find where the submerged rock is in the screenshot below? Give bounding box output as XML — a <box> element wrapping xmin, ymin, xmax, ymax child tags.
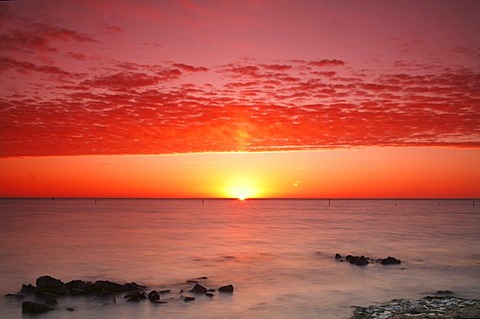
<box><xmin>22</xmin><ymin>301</ymin><xmax>53</xmax><ymax>314</ymax></box>
<box><xmin>94</xmin><ymin>280</ymin><xmax>125</xmax><ymax>293</ymax></box>
<box><xmin>335</xmin><ymin>253</ymin><xmax>342</xmax><ymax>259</ymax></box>
<box><xmin>181</xmin><ymin>295</ymin><xmax>195</xmax><ymax>302</ymax></box>
<box><xmin>218</xmin><ymin>284</ymin><xmax>234</xmax><ymax>293</ymax></box>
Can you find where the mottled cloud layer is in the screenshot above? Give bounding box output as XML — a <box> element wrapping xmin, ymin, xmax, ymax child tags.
<box><xmin>1</xmin><ymin>2</ymin><xmax>479</xmax><ymax>157</ymax></box>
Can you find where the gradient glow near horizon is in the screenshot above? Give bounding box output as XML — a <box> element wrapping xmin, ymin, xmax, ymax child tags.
<box><xmin>0</xmin><ymin>0</ymin><xmax>479</xmax><ymax>198</ymax></box>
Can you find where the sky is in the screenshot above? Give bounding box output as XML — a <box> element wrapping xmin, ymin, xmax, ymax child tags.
<box><xmin>0</xmin><ymin>0</ymin><xmax>479</xmax><ymax>198</ymax></box>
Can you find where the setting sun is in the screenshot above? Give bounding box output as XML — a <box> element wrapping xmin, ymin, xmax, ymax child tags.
<box><xmin>224</xmin><ymin>178</ymin><xmax>262</xmax><ymax>200</ymax></box>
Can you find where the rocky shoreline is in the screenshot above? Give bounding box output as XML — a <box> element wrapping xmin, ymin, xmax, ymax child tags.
<box><xmin>5</xmin><ymin>275</ymin><xmax>234</xmax><ymax>314</ymax></box>
<box><xmin>351</xmin><ymin>294</ymin><xmax>480</xmax><ymax>319</ymax></box>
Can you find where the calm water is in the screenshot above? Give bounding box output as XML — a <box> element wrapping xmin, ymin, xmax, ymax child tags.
<box><xmin>0</xmin><ymin>199</ymin><xmax>479</xmax><ymax>318</ymax></box>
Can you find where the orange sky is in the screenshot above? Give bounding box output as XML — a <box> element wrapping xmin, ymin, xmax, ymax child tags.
<box><xmin>0</xmin><ymin>1</ymin><xmax>479</xmax><ymax>198</ymax></box>
<box><xmin>1</xmin><ymin>147</ymin><xmax>479</xmax><ymax>198</ymax></box>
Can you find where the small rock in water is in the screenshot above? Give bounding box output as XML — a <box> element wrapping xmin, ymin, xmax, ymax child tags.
<box><xmin>190</xmin><ymin>283</ymin><xmax>208</xmax><ymax>294</ymax></box>
<box><xmin>206</xmin><ymin>292</ymin><xmax>214</xmax><ymax>297</ymax></box>
<box><xmin>148</xmin><ymin>290</ymin><xmax>160</xmax><ymax>302</ymax></box>
<box><xmin>181</xmin><ymin>295</ymin><xmax>195</xmax><ymax>302</ymax></box>
<box><xmin>349</xmin><ymin>255</ymin><xmax>369</xmax><ymax>266</ymax></box>
<box><xmin>66</xmin><ymin>307</ymin><xmax>75</xmax><ymax>311</ymax></box>
<box><xmin>380</xmin><ymin>256</ymin><xmax>401</xmax><ymax>265</ymax></box>
<box><xmin>436</xmin><ymin>290</ymin><xmax>454</xmax><ymax>295</ymax></box>
<box><xmin>42</xmin><ymin>292</ymin><xmax>58</xmax><ymax>305</ymax></box>
<box><xmin>22</xmin><ymin>301</ymin><xmax>53</xmax><ymax>314</ymax></box>
<box><xmin>20</xmin><ymin>284</ymin><xmax>36</xmax><ymax>294</ymax></box>
<box><xmin>218</xmin><ymin>284</ymin><xmax>234</xmax><ymax>293</ymax></box>
<box><xmin>124</xmin><ymin>290</ymin><xmax>147</xmax><ymax>302</ymax></box>
<box><xmin>335</xmin><ymin>253</ymin><xmax>342</xmax><ymax>259</ymax></box>
<box><xmin>159</xmin><ymin>289</ymin><xmax>171</xmax><ymax>294</ymax></box>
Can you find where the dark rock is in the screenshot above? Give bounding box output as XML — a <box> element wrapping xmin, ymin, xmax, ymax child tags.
<box><xmin>36</xmin><ymin>275</ymin><xmax>64</xmax><ymax>289</ymax></box>
<box><xmin>42</xmin><ymin>292</ymin><xmax>58</xmax><ymax>305</ymax></box>
<box><xmin>436</xmin><ymin>290</ymin><xmax>454</xmax><ymax>295</ymax></box>
<box><xmin>66</xmin><ymin>307</ymin><xmax>75</xmax><ymax>311</ymax></box>
<box><xmin>21</xmin><ymin>284</ymin><xmax>36</xmax><ymax>294</ymax></box>
<box><xmin>22</xmin><ymin>301</ymin><xmax>53</xmax><ymax>314</ymax></box>
<box><xmin>349</xmin><ymin>255</ymin><xmax>369</xmax><ymax>266</ymax></box>
<box><xmin>206</xmin><ymin>292</ymin><xmax>214</xmax><ymax>297</ymax></box>
<box><xmin>70</xmin><ymin>288</ymin><xmax>86</xmax><ymax>296</ymax></box>
<box><xmin>148</xmin><ymin>290</ymin><xmax>160</xmax><ymax>302</ymax></box>
<box><xmin>346</xmin><ymin>255</ymin><xmax>353</xmax><ymax>262</ymax></box>
<box><xmin>35</xmin><ymin>275</ymin><xmax>66</xmax><ymax>295</ymax></box>
<box><xmin>5</xmin><ymin>293</ymin><xmax>25</xmax><ymax>299</ymax></box>
<box><xmin>207</xmin><ymin>288</ymin><xmax>216</xmax><ymax>292</ymax></box>
<box><xmin>159</xmin><ymin>289</ymin><xmax>171</xmax><ymax>294</ymax></box>
<box><xmin>154</xmin><ymin>300</ymin><xmax>168</xmax><ymax>304</ymax></box>
<box><xmin>189</xmin><ymin>283</ymin><xmax>207</xmax><ymax>294</ymax></box>
<box><xmin>124</xmin><ymin>282</ymin><xmax>146</xmax><ymax>291</ymax></box>
<box><xmin>182</xmin><ymin>295</ymin><xmax>195</xmax><ymax>302</ymax></box>
<box><xmin>186</xmin><ymin>279</ymin><xmax>199</xmax><ymax>283</ymax></box>
<box><xmin>124</xmin><ymin>290</ymin><xmax>147</xmax><ymax>302</ymax></box>
<box><xmin>94</xmin><ymin>280</ymin><xmax>125</xmax><ymax>293</ymax></box>
<box><xmin>218</xmin><ymin>284</ymin><xmax>234</xmax><ymax>293</ymax></box>
<box><xmin>380</xmin><ymin>256</ymin><xmax>401</xmax><ymax>265</ymax></box>
<box><xmin>335</xmin><ymin>253</ymin><xmax>342</xmax><ymax>259</ymax></box>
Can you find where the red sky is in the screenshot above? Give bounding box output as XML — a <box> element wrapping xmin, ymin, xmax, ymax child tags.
<box><xmin>0</xmin><ymin>0</ymin><xmax>479</xmax><ymax>198</ymax></box>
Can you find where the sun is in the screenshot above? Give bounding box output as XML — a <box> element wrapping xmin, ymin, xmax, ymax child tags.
<box><xmin>225</xmin><ymin>182</ymin><xmax>261</xmax><ymax>200</ymax></box>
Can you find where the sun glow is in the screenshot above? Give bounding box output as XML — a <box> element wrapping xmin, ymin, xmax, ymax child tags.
<box><xmin>225</xmin><ymin>179</ymin><xmax>261</xmax><ymax>200</ymax></box>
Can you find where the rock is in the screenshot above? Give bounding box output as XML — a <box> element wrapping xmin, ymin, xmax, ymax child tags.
<box><xmin>94</xmin><ymin>280</ymin><xmax>125</xmax><ymax>293</ymax></box>
<box><xmin>154</xmin><ymin>300</ymin><xmax>168</xmax><ymax>304</ymax></box>
<box><xmin>207</xmin><ymin>288</ymin><xmax>216</xmax><ymax>292</ymax></box>
<box><xmin>218</xmin><ymin>284</ymin><xmax>234</xmax><ymax>293</ymax></box>
<box><xmin>206</xmin><ymin>292</ymin><xmax>214</xmax><ymax>297</ymax></box>
<box><xmin>22</xmin><ymin>301</ymin><xmax>53</xmax><ymax>314</ymax></box>
<box><xmin>189</xmin><ymin>283</ymin><xmax>207</xmax><ymax>294</ymax></box>
<box><xmin>66</xmin><ymin>307</ymin><xmax>75</xmax><ymax>311</ymax></box>
<box><xmin>159</xmin><ymin>289</ymin><xmax>171</xmax><ymax>294</ymax></box>
<box><xmin>335</xmin><ymin>253</ymin><xmax>342</xmax><ymax>259</ymax></box>
<box><xmin>5</xmin><ymin>293</ymin><xmax>25</xmax><ymax>299</ymax></box>
<box><xmin>20</xmin><ymin>284</ymin><xmax>36</xmax><ymax>294</ymax></box>
<box><xmin>35</xmin><ymin>275</ymin><xmax>66</xmax><ymax>295</ymax></box>
<box><xmin>436</xmin><ymin>290</ymin><xmax>454</xmax><ymax>295</ymax></box>
<box><xmin>349</xmin><ymin>255</ymin><xmax>369</xmax><ymax>266</ymax></box>
<box><xmin>42</xmin><ymin>292</ymin><xmax>58</xmax><ymax>305</ymax></box>
<box><xmin>346</xmin><ymin>255</ymin><xmax>353</xmax><ymax>262</ymax></box>
<box><xmin>148</xmin><ymin>290</ymin><xmax>160</xmax><ymax>302</ymax></box>
<box><xmin>181</xmin><ymin>295</ymin><xmax>195</xmax><ymax>302</ymax></box>
<box><xmin>124</xmin><ymin>282</ymin><xmax>146</xmax><ymax>291</ymax></box>
<box><xmin>124</xmin><ymin>290</ymin><xmax>147</xmax><ymax>302</ymax></box>
<box><xmin>36</xmin><ymin>275</ymin><xmax>64</xmax><ymax>289</ymax></box>
<box><xmin>381</xmin><ymin>256</ymin><xmax>401</xmax><ymax>265</ymax></box>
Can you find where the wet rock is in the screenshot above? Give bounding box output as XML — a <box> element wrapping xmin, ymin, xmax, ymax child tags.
<box><xmin>22</xmin><ymin>301</ymin><xmax>53</xmax><ymax>314</ymax></box>
<box><xmin>189</xmin><ymin>283</ymin><xmax>207</xmax><ymax>294</ymax></box>
<box><xmin>94</xmin><ymin>280</ymin><xmax>125</xmax><ymax>293</ymax></box>
<box><xmin>206</xmin><ymin>292</ymin><xmax>214</xmax><ymax>297</ymax></box>
<box><xmin>181</xmin><ymin>295</ymin><xmax>195</xmax><ymax>302</ymax></box>
<box><xmin>335</xmin><ymin>253</ymin><xmax>342</xmax><ymax>259</ymax></box>
<box><xmin>124</xmin><ymin>290</ymin><xmax>147</xmax><ymax>302</ymax></box>
<box><xmin>207</xmin><ymin>288</ymin><xmax>216</xmax><ymax>292</ymax></box>
<box><xmin>218</xmin><ymin>284</ymin><xmax>234</xmax><ymax>293</ymax></box>
<box><xmin>346</xmin><ymin>255</ymin><xmax>353</xmax><ymax>262</ymax></box>
<box><xmin>349</xmin><ymin>255</ymin><xmax>369</xmax><ymax>266</ymax></box>
<box><xmin>66</xmin><ymin>307</ymin><xmax>75</xmax><ymax>311</ymax></box>
<box><xmin>380</xmin><ymin>256</ymin><xmax>401</xmax><ymax>265</ymax></box>
<box><xmin>148</xmin><ymin>290</ymin><xmax>160</xmax><ymax>302</ymax></box>
<box><xmin>20</xmin><ymin>284</ymin><xmax>36</xmax><ymax>294</ymax></box>
<box><xmin>154</xmin><ymin>300</ymin><xmax>168</xmax><ymax>304</ymax></box>
<box><xmin>437</xmin><ymin>290</ymin><xmax>454</xmax><ymax>295</ymax></box>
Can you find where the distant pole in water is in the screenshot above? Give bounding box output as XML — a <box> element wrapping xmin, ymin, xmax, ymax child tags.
<box><xmin>95</xmin><ymin>199</ymin><xmax>97</xmax><ymax>204</ymax></box>
<box><xmin>328</xmin><ymin>199</ymin><xmax>331</xmax><ymax>206</ymax></box>
<box><xmin>202</xmin><ymin>199</ymin><xmax>204</xmax><ymax>205</ymax></box>
<box><xmin>474</xmin><ymin>200</ymin><xmax>476</xmax><ymax>207</ymax></box>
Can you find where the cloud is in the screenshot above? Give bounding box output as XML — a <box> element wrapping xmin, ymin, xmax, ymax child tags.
<box><xmin>1</xmin><ymin>55</ymin><xmax>479</xmax><ymax>157</ymax></box>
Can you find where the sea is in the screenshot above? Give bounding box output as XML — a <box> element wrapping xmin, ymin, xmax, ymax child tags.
<box><xmin>0</xmin><ymin>198</ymin><xmax>479</xmax><ymax>318</ymax></box>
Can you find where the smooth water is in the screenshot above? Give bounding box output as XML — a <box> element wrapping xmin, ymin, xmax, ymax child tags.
<box><xmin>1</xmin><ymin>199</ymin><xmax>479</xmax><ymax>318</ymax></box>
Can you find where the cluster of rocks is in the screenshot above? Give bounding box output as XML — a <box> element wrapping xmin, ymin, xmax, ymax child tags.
<box><xmin>351</xmin><ymin>293</ymin><xmax>480</xmax><ymax>319</ymax></box>
<box><xmin>335</xmin><ymin>253</ymin><xmax>401</xmax><ymax>266</ymax></box>
<box><xmin>5</xmin><ymin>275</ymin><xmax>234</xmax><ymax>314</ymax></box>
